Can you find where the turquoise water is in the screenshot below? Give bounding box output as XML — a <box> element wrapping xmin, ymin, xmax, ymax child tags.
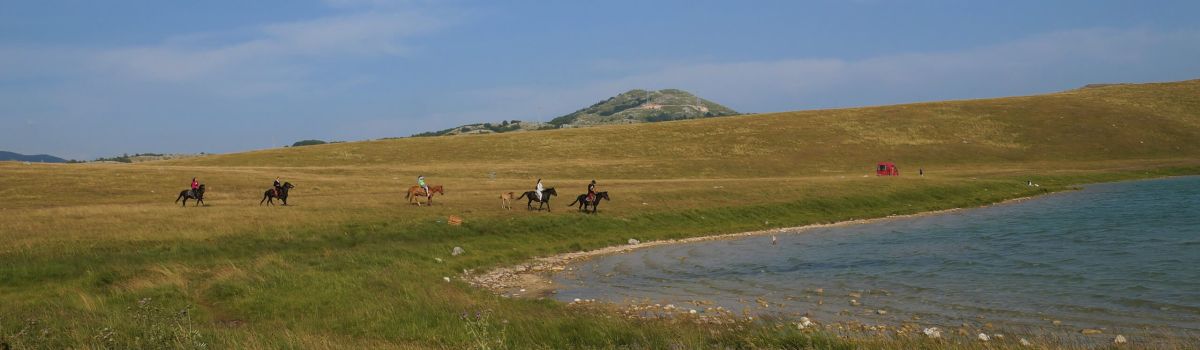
<box><xmin>553</xmin><ymin>177</ymin><xmax>1200</xmax><ymax>334</ymax></box>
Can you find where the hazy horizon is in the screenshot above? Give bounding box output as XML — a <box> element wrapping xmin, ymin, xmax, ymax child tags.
<box><xmin>3</xmin><ymin>0</ymin><xmax>1200</xmax><ymax>159</ymax></box>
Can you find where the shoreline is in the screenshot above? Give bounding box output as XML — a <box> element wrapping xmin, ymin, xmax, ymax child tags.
<box><xmin>466</xmin><ymin>191</ymin><xmax>1052</xmax><ymax>299</ymax></box>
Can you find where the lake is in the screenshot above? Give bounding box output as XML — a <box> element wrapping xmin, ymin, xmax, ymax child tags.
<box><xmin>552</xmin><ymin>177</ymin><xmax>1200</xmax><ymax>336</ymax></box>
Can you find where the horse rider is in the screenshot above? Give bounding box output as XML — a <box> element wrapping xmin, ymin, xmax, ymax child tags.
<box><xmin>190</xmin><ymin>177</ymin><xmax>200</xmax><ymax>197</ymax></box>
<box><xmin>272</xmin><ymin>177</ymin><xmax>283</xmax><ymax>197</ymax></box>
<box><xmin>418</xmin><ymin>175</ymin><xmax>430</xmax><ymax>198</ymax></box>
<box><xmin>535</xmin><ymin>178</ymin><xmax>544</xmax><ymax>201</ymax></box>
<box><xmin>586</xmin><ymin>180</ymin><xmax>597</xmax><ymax>203</ymax></box>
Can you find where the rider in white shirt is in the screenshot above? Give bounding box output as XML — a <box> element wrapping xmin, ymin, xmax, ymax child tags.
<box><xmin>535</xmin><ymin>179</ymin><xmax>544</xmax><ymax>201</ymax></box>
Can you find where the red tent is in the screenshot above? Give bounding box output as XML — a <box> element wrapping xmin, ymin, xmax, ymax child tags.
<box><xmin>876</xmin><ymin>162</ymin><xmax>899</xmax><ymax>176</ymax></box>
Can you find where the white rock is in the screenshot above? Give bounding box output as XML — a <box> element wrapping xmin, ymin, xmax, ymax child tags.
<box><xmin>451</xmin><ymin>246</ymin><xmax>465</xmax><ymax>256</ymax></box>
<box><xmin>628</xmin><ymin>238</ymin><xmax>640</xmax><ymax>245</ymax></box>
<box><xmin>1114</xmin><ymin>335</ymin><xmax>1127</xmax><ymax>344</ymax></box>
<box><xmin>922</xmin><ymin>327</ymin><xmax>941</xmax><ymax>338</ymax></box>
<box><xmin>799</xmin><ymin>317</ymin><xmax>814</xmax><ymax>327</ymax></box>
<box><xmin>977</xmin><ymin>333</ymin><xmax>990</xmax><ymax>342</ymax></box>
<box><xmin>796</xmin><ymin>317</ymin><xmax>815</xmax><ymax>330</ymax></box>
<box><xmin>689</xmin><ymin>309</ymin><xmax>697</xmax><ymax>314</ymax></box>
<box><xmin>875</xmin><ymin>309</ymin><xmax>887</xmax><ymax>315</ymax></box>
<box><xmin>434</xmin><ymin>258</ymin><xmax>443</xmax><ymax>263</ymax></box>
<box><xmin>1020</xmin><ymin>338</ymin><xmax>1032</xmax><ymax>346</ymax></box>
<box><xmin>442</xmin><ymin>277</ymin><xmax>451</xmax><ymax>282</ymax></box>
<box><xmin>573</xmin><ymin>298</ymin><xmax>581</xmax><ymax>302</ymax></box>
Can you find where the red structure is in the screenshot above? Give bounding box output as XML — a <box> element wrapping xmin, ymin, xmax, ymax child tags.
<box><xmin>876</xmin><ymin>162</ymin><xmax>900</xmax><ymax>176</ymax></box>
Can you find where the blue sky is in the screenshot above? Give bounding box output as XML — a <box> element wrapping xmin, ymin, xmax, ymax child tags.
<box><xmin>2</xmin><ymin>0</ymin><xmax>1199</xmax><ymax>159</ymax></box>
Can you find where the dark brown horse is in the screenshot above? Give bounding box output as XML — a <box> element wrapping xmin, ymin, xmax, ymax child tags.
<box><xmin>568</xmin><ymin>191</ymin><xmax>609</xmax><ymax>214</ymax></box>
<box><xmin>405</xmin><ymin>185</ymin><xmax>444</xmax><ymax>206</ymax></box>
<box><xmin>516</xmin><ymin>187</ymin><xmax>557</xmax><ymax>211</ymax></box>
<box><xmin>175</xmin><ymin>184</ymin><xmax>205</xmax><ymax>207</ymax></box>
<box><xmin>261</xmin><ymin>182</ymin><xmax>295</xmax><ymax>206</ymax></box>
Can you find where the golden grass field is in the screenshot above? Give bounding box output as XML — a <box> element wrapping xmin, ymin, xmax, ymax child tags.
<box><xmin>1</xmin><ymin>80</ymin><xmax>1199</xmax><ymax>349</ymax></box>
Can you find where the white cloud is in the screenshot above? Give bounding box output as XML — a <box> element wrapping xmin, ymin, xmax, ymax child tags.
<box><xmin>92</xmin><ymin>11</ymin><xmax>442</xmax><ymax>87</ymax></box>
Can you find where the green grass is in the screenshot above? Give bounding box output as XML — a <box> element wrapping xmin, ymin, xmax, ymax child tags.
<box><xmin>2</xmin><ymin>79</ymin><xmax>1200</xmax><ymax>349</ymax></box>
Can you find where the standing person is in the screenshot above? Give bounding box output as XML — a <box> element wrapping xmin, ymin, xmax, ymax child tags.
<box><xmin>586</xmin><ymin>180</ymin><xmax>597</xmax><ymax>203</ymax></box>
<box><xmin>535</xmin><ymin>178</ymin><xmax>544</xmax><ymax>201</ymax></box>
<box><xmin>418</xmin><ymin>175</ymin><xmax>430</xmax><ymax>198</ymax></box>
<box><xmin>190</xmin><ymin>177</ymin><xmax>200</xmax><ymax>196</ymax></box>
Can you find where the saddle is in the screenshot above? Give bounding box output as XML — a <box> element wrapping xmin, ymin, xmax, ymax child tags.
<box><xmin>586</xmin><ymin>192</ymin><xmax>596</xmax><ymax>202</ymax></box>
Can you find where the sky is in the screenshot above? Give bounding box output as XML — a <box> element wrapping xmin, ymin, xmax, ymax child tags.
<box><xmin>2</xmin><ymin>1</ymin><xmax>1200</xmax><ymax>159</ymax></box>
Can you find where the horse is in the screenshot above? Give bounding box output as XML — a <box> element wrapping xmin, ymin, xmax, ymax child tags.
<box><xmin>568</xmin><ymin>191</ymin><xmax>610</xmax><ymax>214</ymax></box>
<box><xmin>499</xmin><ymin>192</ymin><xmax>515</xmax><ymax>210</ymax></box>
<box><xmin>175</xmin><ymin>184</ymin><xmax>206</xmax><ymax>207</ymax></box>
<box><xmin>260</xmin><ymin>182</ymin><xmax>295</xmax><ymax>206</ymax></box>
<box><xmin>516</xmin><ymin>187</ymin><xmax>557</xmax><ymax>211</ymax></box>
<box><xmin>405</xmin><ymin>185</ymin><xmax>444</xmax><ymax>206</ymax></box>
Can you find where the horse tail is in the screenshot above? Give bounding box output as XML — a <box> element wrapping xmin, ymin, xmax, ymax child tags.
<box><xmin>404</xmin><ymin>190</ymin><xmax>410</xmax><ymax>199</ymax></box>
<box><xmin>517</xmin><ymin>192</ymin><xmax>527</xmax><ymax>200</ymax></box>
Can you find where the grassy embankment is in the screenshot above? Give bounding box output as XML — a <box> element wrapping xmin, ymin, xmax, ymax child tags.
<box><xmin>2</xmin><ymin>80</ymin><xmax>1200</xmax><ymax>349</ymax></box>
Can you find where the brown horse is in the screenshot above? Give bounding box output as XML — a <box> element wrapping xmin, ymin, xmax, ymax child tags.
<box><xmin>499</xmin><ymin>192</ymin><xmax>515</xmax><ymax>210</ymax></box>
<box><xmin>405</xmin><ymin>185</ymin><xmax>444</xmax><ymax>206</ymax></box>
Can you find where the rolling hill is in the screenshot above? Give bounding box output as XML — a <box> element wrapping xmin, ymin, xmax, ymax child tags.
<box><xmin>182</xmin><ymin>79</ymin><xmax>1200</xmax><ymax>178</ymax></box>
<box><xmin>415</xmin><ymin>88</ymin><xmax>739</xmax><ymax>136</ymax></box>
<box><xmin>547</xmin><ymin>88</ymin><xmax>739</xmax><ymax>126</ymax></box>
<box><xmin>0</xmin><ymin>151</ymin><xmax>68</xmax><ymax>163</ymax></box>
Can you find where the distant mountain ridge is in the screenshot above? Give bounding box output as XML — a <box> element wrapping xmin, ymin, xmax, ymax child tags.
<box><xmin>415</xmin><ymin>89</ymin><xmax>738</xmax><ymax>136</ymax></box>
<box><xmin>0</xmin><ymin>151</ymin><xmax>68</xmax><ymax>163</ymax></box>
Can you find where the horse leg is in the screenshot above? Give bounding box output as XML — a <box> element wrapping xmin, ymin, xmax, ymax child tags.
<box><xmin>181</xmin><ymin>197</ymin><xmax>188</xmax><ymax>207</ymax></box>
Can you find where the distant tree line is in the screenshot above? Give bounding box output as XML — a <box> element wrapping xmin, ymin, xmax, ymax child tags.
<box><xmin>290</xmin><ymin>140</ymin><xmax>332</xmax><ymax>147</ymax></box>
<box><xmin>92</xmin><ymin>153</ymin><xmax>165</xmax><ymax>163</ymax></box>
<box><xmin>411</xmin><ymin>120</ymin><xmax>535</xmax><ymax>137</ymax></box>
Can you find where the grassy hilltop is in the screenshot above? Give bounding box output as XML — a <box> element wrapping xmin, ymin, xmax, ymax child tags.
<box><xmin>413</xmin><ymin>88</ymin><xmax>739</xmax><ymax>136</ymax></box>
<box><xmin>2</xmin><ymin>79</ymin><xmax>1200</xmax><ymax>349</ymax></box>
